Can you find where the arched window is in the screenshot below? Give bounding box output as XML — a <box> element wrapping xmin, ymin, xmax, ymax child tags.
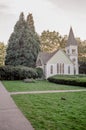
<box><xmin>50</xmin><ymin>65</ymin><xmax>53</xmax><ymax>74</ymax></box>
<box><xmin>68</xmin><ymin>66</ymin><xmax>70</xmax><ymax>74</ymax></box>
<box><xmin>57</xmin><ymin>63</ymin><xmax>59</xmax><ymax>74</ymax></box>
<box><xmin>74</xmin><ymin>67</ymin><xmax>76</xmax><ymax>75</ymax></box>
<box><xmin>67</xmin><ymin>49</ymin><xmax>69</xmax><ymax>54</ymax></box>
<box><xmin>72</xmin><ymin>58</ymin><xmax>76</xmax><ymax>65</ymax></box>
<box><xmin>37</xmin><ymin>59</ymin><xmax>42</xmax><ymax>66</ymax></box>
<box><xmin>72</xmin><ymin>49</ymin><xmax>76</xmax><ymax>54</ymax></box>
<box><xmin>60</xmin><ymin>63</ymin><xmax>61</xmax><ymax>74</ymax></box>
<box><xmin>59</xmin><ymin>63</ymin><xmax>64</xmax><ymax>74</ymax></box>
<box><xmin>62</xmin><ymin>63</ymin><xmax>64</xmax><ymax>74</ymax></box>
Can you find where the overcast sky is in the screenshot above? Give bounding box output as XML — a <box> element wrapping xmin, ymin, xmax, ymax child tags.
<box><xmin>0</xmin><ymin>0</ymin><xmax>86</xmax><ymax>44</ymax></box>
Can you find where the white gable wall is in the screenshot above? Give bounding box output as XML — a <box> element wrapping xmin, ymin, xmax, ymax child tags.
<box><xmin>45</xmin><ymin>50</ymin><xmax>74</xmax><ymax>78</ymax></box>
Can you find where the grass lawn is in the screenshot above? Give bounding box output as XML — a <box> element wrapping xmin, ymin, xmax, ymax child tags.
<box><xmin>12</xmin><ymin>92</ymin><xmax>86</xmax><ymax>130</ymax></box>
<box><xmin>2</xmin><ymin>80</ymin><xmax>85</xmax><ymax>92</ymax></box>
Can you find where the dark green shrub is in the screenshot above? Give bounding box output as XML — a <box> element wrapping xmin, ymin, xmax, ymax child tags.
<box><xmin>36</xmin><ymin>68</ymin><xmax>43</xmax><ymax>78</ymax></box>
<box><xmin>48</xmin><ymin>76</ymin><xmax>86</xmax><ymax>87</ymax></box>
<box><xmin>0</xmin><ymin>66</ymin><xmax>43</xmax><ymax>80</ymax></box>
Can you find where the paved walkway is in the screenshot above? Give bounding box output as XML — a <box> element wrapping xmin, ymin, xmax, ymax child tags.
<box><xmin>0</xmin><ymin>81</ymin><xmax>34</xmax><ymax>130</ymax></box>
<box><xmin>10</xmin><ymin>89</ymin><xmax>86</xmax><ymax>95</ymax></box>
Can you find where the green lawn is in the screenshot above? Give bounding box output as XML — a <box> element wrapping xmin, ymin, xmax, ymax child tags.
<box><xmin>2</xmin><ymin>80</ymin><xmax>85</xmax><ymax>92</ymax></box>
<box><xmin>12</xmin><ymin>92</ymin><xmax>86</xmax><ymax>130</ymax></box>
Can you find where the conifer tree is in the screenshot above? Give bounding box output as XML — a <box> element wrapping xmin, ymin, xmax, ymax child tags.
<box><xmin>5</xmin><ymin>12</ymin><xmax>40</xmax><ymax>67</ymax></box>
<box><xmin>27</xmin><ymin>13</ymin><xmax>35</xmax><ymax>33</ymax></box>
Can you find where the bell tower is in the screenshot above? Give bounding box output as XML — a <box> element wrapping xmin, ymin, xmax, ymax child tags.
<box><xmin>65</xmin><ymin>27</ymin><xmax>78</xmax><ymax>74</ymax></box>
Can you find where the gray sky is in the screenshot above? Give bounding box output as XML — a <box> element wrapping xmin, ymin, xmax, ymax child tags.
<box><xmin>0</xmin><ymin>0</ymin><xmax>86</xmax><ymax>44</ymax></box>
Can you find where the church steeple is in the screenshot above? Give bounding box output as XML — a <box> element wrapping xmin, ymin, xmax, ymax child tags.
<box><xmin>66</xmin><ymin>27</ymin><xmax>77</xmax><ymax>47</ymax></box>
<box><xmin>65</xmin><ymin>27</ymin><xmax>79</xmax><ymax>75</ymax></box>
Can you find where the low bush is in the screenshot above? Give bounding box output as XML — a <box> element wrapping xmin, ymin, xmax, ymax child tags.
<box><xmin>48</xmin><ymin>75</ymin><xmax>86</xmax><ymax>87</ymax></box>
<box><xmin>23</xmin><ymin>78</ymin><xmax>36</xmax><ymax>83</ymax></box>
<box><xmin>0</xmin><ymin>66</ymin><xmax>43</xmax><ymax>80</ymax></box>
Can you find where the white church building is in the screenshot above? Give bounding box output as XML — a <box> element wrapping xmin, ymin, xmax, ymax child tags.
<box><xmin>36</xmin><ymin>28</ymin><xmax>79</xmax><ymax>78</ymax></box>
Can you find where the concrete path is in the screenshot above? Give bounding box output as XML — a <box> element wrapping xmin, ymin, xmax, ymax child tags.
<box><xmin>10</xmin><ymin>89</ymin><xmax>86</xmax><ymax>95</ymax></box>
<box><xmin>0</xmin><ymin>82</ymin><xmax>34</xmax><ymax>130</ymax></box>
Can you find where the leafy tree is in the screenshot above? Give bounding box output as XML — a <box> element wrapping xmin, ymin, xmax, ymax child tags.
<box><xmin>5</xmin><ymin>12</ymin><xmax>40</xmax><ymax>67</ymax></box>
<box><xmin>0</xmin><ymin>42</ymin><xmax>6</xmax><ymax>66</ymax></box>
<box><xmin>40</xmin><ymin>30</ymin><xmax>66</xmax><ymax>52</ymax></box>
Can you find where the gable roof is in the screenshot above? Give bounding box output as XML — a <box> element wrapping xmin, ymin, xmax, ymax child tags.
<box><xmin>37</xmin><ymin>49</ymin><xmax>73</xmax><ymax>65</ymax></box>
<box><xmin>37</xmin><ymin>50</ymin><xmax>58</xmax><ymax>64</ymax></box>
<box><xmin>47</xmin><ymin>49</ymin><xmax>73</xmax><ymax>65</ymax></box>
<box><xmin>66</xmin><ymin>27</ymin><xmax>77</xmax><ymax>47</ymax></box>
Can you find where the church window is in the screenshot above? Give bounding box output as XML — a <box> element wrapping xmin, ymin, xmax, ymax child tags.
<box><xmin>60</xmin><ymin>63</ymin><xmax>61</xmax><ymax>74</ymax></box>
<box><xmin>57</xmin><ymin>63</ymin><xmax>59</xmax><ymax>73</ymax></box>
<box><xmin>37</xmin><ymin>59</ymin><xmax>42</xmax><ymax>66</ymax></box>
<box><xmin>68</xmin><ymin>66</ymin><xmax>70</xmax><ymax>74</ymax></box>
<box><xmin>44</xmin><ymin>65</ymin><xmax>46</xmax><ymax>75</ymax></box>
<box><xmin>59</xmin><ymin>63</ymin><xmax>64</xmax><ymax>74</ymax></box>
<box><xmin>72</xmin><ymin>58</ymin><xmax>76</xmax><ymax>64</ymax></box>
<box><xmin>67</xmin><ymin>49</ymin><xmax>69</xmax><ymax>53</ymax></box>
<box><xmin>50</xmin><ymin>65</ymin><xmax>53</xmax><ymax>74</ymax></box>
<box><xmin>72</xmin><ymin>49</ymin><xmax>76</xmax><ymax>54</ymax></box>
<box><xmin>74</xmin><ymin>67</ymin><xmax>76</xmax><ymax>75</ymax></box>
<box><xmin>62</xmin><ymin>63</ymin><xmax>64</xmax><ymax>74</ymax></box>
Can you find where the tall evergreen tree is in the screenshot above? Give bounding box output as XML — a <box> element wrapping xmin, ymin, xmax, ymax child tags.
<box><xmin>5</xmin><ymin>12</ymin><xmax>40</xmax><ymax>67</ymax></box>
<box><xmin>27</xmin><ymin>13</ymin><xmax>35</xmax><ymax>33</ymax></box>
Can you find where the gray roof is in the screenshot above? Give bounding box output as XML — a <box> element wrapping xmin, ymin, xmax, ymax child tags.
<box><xmin>66</xmin><ymin>27</ymin><xmax>77</xmax><ymax>47</ymax></box>
<box><xmin>38</xmin><ymin>50</ymin><xmax>58</xmax><ymax>64</ymax></box>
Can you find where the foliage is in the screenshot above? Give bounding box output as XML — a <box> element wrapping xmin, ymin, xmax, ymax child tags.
<box><xmin>48</xmin><ymin>75</ymin><xmax>86</xmax><ymax>87</ymax></box>
<box><xmin>77</xmin><ymin>38</ymin><xmax>86</xmax><ymax>62</ymax></box>
<box><xmin>12</xmin><ymin>92</ymin><xmax>86</xmax><ymax>130</ymax></box>
<box><xmin>79</xmin><ymin>62</ymin><xmax>86</xmax><ymax>74</ymax></box>
<box><xmin>0</xmin><ymin>66</ymin><xmax>43</xmax><ymax>80</ymax></box>
<box><xmin>36</xmin><ymin>67</ymin><xmax>44</xmax><ymax>78</ymax></box>
<box><xmin>0</xmin><ymin>42</ymin><xmax>6</xmax><ymax>66</ymax></box>
<box><xmin>40</xmin><ymin>30</ymin><xmax>65</xmax><ymax>52</ymax></box>
<box><xmin>27</xmin><ymin>13</ymin><xmax>35</xmax><ymax>33</ymax></box>
<box><xmin>5</xmin><ymin>12</ymin><xmax>40</xmax><ymax>67</ymax></box>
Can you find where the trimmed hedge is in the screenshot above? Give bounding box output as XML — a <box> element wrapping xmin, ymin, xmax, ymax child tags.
<box><xmin>48</xmin><ymin>75</ymin><xmax>86</xmax><ymax>87</ymax></box>
<box><xmin>0</xmin><ymin>66</ymin><xmax>43</xmax><ymax>80</ymax></box>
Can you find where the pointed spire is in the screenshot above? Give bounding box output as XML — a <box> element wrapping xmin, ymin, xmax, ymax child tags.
<box><xmin>66</xmin><ymin>27</ymin><xmax>77</xmax><ymax>46</ymax></box>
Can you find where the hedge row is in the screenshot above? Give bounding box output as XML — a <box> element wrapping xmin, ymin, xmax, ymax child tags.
<box><xmin>48</xmin><ymin>76</ymin><xmax>86</xmax><ymax>87</ymax></box>
<box><xmin>0</xmin><ymin>66</ymin><xmax>43</xmax><ymax>80</ymax></box>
